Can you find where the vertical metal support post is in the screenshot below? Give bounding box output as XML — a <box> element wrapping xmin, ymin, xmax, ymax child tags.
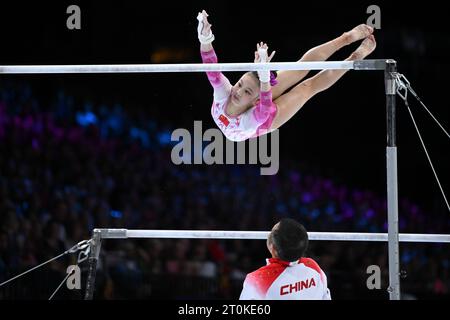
<box><xmin>84</xmin><ymin>229</ymin><xmax>102</xmax><ymax>300</ymax></box>
<box><xmin>385</xmin><ymin>60</ymin><xmax>401</xmax><ymax>300</ymax></box>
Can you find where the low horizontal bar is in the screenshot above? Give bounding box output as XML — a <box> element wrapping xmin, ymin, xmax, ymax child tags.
<box><xmin>0</xmin><ymin>60</ymin><xmax>387</xmax><ymax>74</ymax></box>
<box><xmin>93</xmin><ymin>229</ymin><xmax>450</xmax><ymax>243</ymax></box>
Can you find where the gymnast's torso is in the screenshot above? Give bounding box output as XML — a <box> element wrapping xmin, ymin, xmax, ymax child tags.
<box><xmin>202</xmin><ymin>49</ymin><xmax>277</xmax><ymax>142</ymax></box>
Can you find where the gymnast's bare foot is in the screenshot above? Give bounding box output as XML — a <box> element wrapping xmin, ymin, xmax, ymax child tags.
<box><xmin>351</xmin><ymin>35</ymin><xmax>376</xmax><ymax>59</ymax></box>
<box><xmin>343</xmin><ymin>24</ymin><xmax>374</xmax><ymax>45</ymax></box>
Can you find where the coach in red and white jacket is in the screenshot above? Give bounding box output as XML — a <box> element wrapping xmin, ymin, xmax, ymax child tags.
<box><xmin>240</xmin><ymin>218</ymin><xmax>331</xmax><ymax>300</ymax></box>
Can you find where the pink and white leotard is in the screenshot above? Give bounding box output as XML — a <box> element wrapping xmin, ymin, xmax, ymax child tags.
<box><xmin>201</xmin><ymin>49</ymin><xmax>278</xmax><ymax>142</ymax></box>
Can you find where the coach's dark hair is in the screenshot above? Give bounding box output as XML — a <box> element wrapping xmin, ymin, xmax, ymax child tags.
<box><xmin>270</xmin><ymin>218</ymin><xmax>309</xmax><ymax>262</ymax></box>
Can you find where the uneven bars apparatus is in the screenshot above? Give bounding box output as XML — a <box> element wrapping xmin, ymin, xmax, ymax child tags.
<box><xmin>0</xmin><ymin>60</ymin><xmax>384</xmax><ymax>74</ymax></box>
<box><xmin>1</xmin><ymin>59</ymin><xmax>434</xmax><ymax>300</ymax></box>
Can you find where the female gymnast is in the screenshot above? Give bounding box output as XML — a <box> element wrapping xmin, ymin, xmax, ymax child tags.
<box><xmin>197</xmin><ymin>10</ymin><xmax>376</xmax><ymax>142</ymax></box>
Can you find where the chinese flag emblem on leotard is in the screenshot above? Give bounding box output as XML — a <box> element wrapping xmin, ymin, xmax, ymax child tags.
<box><xmin>219</xmin><ymin>114</ymin><xmax>230</xmax><ymax>127</ymax></box>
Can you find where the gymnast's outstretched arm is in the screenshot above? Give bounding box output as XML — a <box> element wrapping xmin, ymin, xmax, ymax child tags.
<box><xmin>197</xmin><ymin>10</ymin><xmax>232</xmax><ymax>99</ymax></box>
<box><xmin>198</xmin><ymin>10</ymin><xmax>214</xmax><ymax>53</ymax></box>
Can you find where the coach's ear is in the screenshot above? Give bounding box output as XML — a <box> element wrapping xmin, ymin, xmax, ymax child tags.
<box><xmin>269</xmin><ymin>243</ymin><xmax>277</xmax><ymax>258</ymax></box>
<box><xmin>266</xmin><ymin>234</ymin><xmax>278</xmax><ymax>258</ymax></box>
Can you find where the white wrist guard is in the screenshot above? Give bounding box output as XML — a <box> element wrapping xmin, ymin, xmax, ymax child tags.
<box><xmin>257</xmin><ymin>47</ymin><xmax>270</xmax><ymax>83</ymax></box>
<box><xmin>257</xmin><ymin>70</ymin><xmax>270</xmax><ymax>83</ymax></box>
<box><xmin>197</xmin><ymin>13</ymin><xmax>215</xmax><ymax>45</ymax></box>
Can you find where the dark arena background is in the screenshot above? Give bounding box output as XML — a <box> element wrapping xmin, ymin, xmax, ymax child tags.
<box><xmin>0</xmin><ymin>0</ymin><xmax>449</xmax><ymax>302</ymax></box>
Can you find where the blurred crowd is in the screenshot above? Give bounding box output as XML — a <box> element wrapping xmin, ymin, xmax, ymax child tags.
<box><xmin>0</xmin><ymin>81</ymin><xmax>448</xmax><ymax>299</ymax></box>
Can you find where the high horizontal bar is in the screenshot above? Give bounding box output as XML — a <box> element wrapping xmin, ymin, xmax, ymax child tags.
<box><xmin>93</xmin><ymin>229</ymin><xmax>450</xmax><ymax>243</ymax></box>
<box><xmin>0</xmin><ymin>60</ymin><xmax>387</xmax><ymax>74</ymax></box>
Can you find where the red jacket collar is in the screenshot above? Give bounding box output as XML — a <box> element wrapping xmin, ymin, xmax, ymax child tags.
<box><xmin>267</xmin><ymin>257</ymin><xmax>302</xmax><ymax>266</ymax></box>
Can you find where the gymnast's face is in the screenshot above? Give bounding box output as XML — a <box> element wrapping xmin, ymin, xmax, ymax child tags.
<box><xmin>230</xmin><ymin>73</ymin><xmax>259</xmax><ymax>109</ymax></box>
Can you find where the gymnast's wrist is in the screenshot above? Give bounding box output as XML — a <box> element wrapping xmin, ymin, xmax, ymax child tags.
<box><xmin>257</xmin><ymin>70</ymin><xmax>270</xmax><ymax>83</ymax></box>
<box><xmin>198</xmin><ymin>32</ymin><xmax>215</xmax><ymax>45</ymax></box>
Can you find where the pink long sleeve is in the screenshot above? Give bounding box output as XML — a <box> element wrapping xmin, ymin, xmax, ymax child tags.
<box><xmin>253</xmin><ymin>90</ymin><xmax>274</xmax><ymax>124</ymax></box>
<box><xmin>239</xmin><ymin>89</ymin><xmax>277</xmax><ymax>139</ymax></box>
<box><xmin>201</xmin><ymin>49</ymin><xmax>230</xmax><ymax>91</ymax></box>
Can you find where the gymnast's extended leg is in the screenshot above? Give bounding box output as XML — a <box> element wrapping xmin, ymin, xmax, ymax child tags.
<box><xmin>271</xmin><ymin>24</ymin><xmax>374</xmax><ymax>99</ymax></box>
<box><xmin>270</xmin><ymin>35</ymin><xmax>376</xmax><ymax>130</ymax></box>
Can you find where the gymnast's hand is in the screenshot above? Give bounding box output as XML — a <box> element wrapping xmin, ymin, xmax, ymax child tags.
<box><xmin>197</xmin><ymin>10</ymin><xmax>214</xmax><ymax>44</ymax></box>
<box><xmin>254</xmin><ymin>42</ymin><xmax>276</xmax><ymax>64</ymax></box>
<box><xmin>254</xmin><ymin>42</ymin><xmax>275</xmax><ymax>83</ymax></box>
